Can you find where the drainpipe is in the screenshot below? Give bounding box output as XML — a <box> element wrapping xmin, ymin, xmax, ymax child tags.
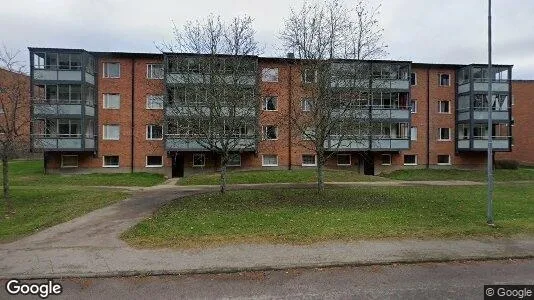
<box><xmin>426</xmin><ymin>67</ymin><xmax>430</xmax><ymax>168</ymax></box>
<box><xmin>288</xmin><ymin>61</ymin><xmax>293</xmax><ymax>170</ymax></box>
<box><xmin>131</xmin><ymin>58</ymin><xmax>135</xmax><ymax>173</ymax></box>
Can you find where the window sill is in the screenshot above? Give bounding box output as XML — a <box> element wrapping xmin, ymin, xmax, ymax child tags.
<box><xmin>145</xmin><ymin>165</ymin><xmax>163</xmax><ymax>168</ymax></box>
<box><xmin>262</xmin><ymin>165</ymin><xmax>279</xmax><ymax>167</ymax></box>
<box><xmin>60</xmin><ymin>166</ymin><xmax>78</xmax><ymax>168</ymax></box>
<box><xmin>146</xmin><ymin>107</ymin><xmax>164</xmax><ymax>110</ymax></box>
<box><xmin>103</xmin><ymin>165</ymin><xmax>119</xmax><ymax>168</ymax></box>
<box><xmin>302</xmin><ymin>164</ymin><xmax>317</xmax><ymax>167</ymax></box>
<box><xmin>403</xmin><ymin>163</ymin><xmax>417</xmax><ymax>166</ymax></box>
<box><xmin>381</xmin><ymin>163</ymin><xmax>392</xmax><ymax>166</ymax></box>
<box><xmin>437</xmin><ymin>163</ymin><xmax>451</xmax><ymax>166</ymax></box>
<box><xmin>147</xmin><ymin>138</ymin><xmax>164</xmax><ymax>141</ymax></box>
<box><xmin>437</xmin><ymin>139</ymin><xmax>452</xmax><ymax>142</ymax></box>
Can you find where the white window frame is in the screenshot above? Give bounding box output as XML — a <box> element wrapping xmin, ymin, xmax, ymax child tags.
<box><xmin>381</xmin><ymin>154</ymin><xmax>392</xmax><ymax>166</ymax></box>
<box><xmin>262</xmin><ymin>125</ymin><xmax>278</xmax><ymax>140</ymax></box>
<box><xmin>411</xmin><ymin>100</ymin><xmax>417</xmax><ymax>113</ymax></box>
<box><xmin>193</xmin><ymin>153</ymin><xmax>206</xmax><ymax>167</ymax></box>
<box><xmin>227</xmin><ymin>153</ymin><xmax>241</xmax><ymax>167</ymax></box>
<box><xmin>103</xmin><ymin>93</ymin><xmax>120</xmax><ymax>109</ymax></box>
<box><xmin>437</xmin><ymin>154</ymin><xmax>451</xmax><ymax>166</ymax></box>
<box><xmin>438</xmin><ymin>128</ymin><xmax>451</xmax><ymax>141</ymax></box>
<box><xmin>146</xmin><ymin>95</ymin><xmax>164</xmax><ymax>110</ymax></box>
<box><xmin>438</xmin><ymin>73</ymin><xmax>450</xmax><ymax>86</ymax></box>
<box><xmin>411</xmin><ymin>72</ymin><xmax>417</xmax><ymax>86</ymax></box>
<box><xmin>337</xmin><ymin>154</ymin><xmax>351</xmax><ymax>166</ymax></box>
<box><xmin>261</xmin><ymin>68</ymin><xmax>279</xmax><ymax>82</ymax></box>
<box><xmin>103</xmin><ymin>62</ymin><xmax>120</xmax><ymax>78</ymax></box>
<box><xmin>262</xmin><ymin>155</ymin><xmax>279</xmax><ymax>167</ymax></box>
<box><xmin>146</xmin><ymin>124</ymin><xmax>163</xmax><ymax>140</ymax></box>
<box><xmin>103</xmin><ymin>125</ymin><xmax>120</xmax><ymax>140</ymax></box>
<box><xmin>403</xmin><ymin>154</ymin><xmax>418</xmax><ymax>166</ymax></box>
<box><xmin>145</xmin><ymin>156</ymin><xmax>163</xmax><ymax>167</ymax></box>
<box><xmin>438</xmin><ymin>100</ymin><xmax>451</xmax><ymax>113</ymax></box>
<box><xmin>301</xmin><ymin>154</ymin><xmax>317</xmax><ymax>167</ymax></box>
<box><xmin>411</xmin><ymin>127</ymin><xmax>418</xmax><ymax>141</ymax></box>
<box><xmin>61</xmin><ymin>155</ymin><xmax>78</xmax><ymax>168</ymax></box>
<box><xmin>146</xmin><ymin>63</ymin><xmax>164</xmax><ymax>79</ymax></box>
<box><xmin>263</xmin><ymin>96</ymin><xmax>278</xmax><ymax>111</ymax></box>
<box><xmin>102</xmin><ymin>155</ymin><xmax>120</xmax><ymax>168</ymax></box>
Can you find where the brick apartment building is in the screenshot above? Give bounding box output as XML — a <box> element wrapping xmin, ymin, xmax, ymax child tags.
<box><xmin>27</xmin><ymin>47</ymin><xmax>531</xmax><ymax>177</ymax></box>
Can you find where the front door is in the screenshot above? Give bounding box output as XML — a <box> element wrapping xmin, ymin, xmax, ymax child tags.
<box><xmin>363</xmin><ymin>154</ymin><xmax>375</xmax><ymax>175</ymax></box>
<box><xmin>172</xmin><ymin>153</ymin><xmax>184</xmax><ymax>178</ymax></box>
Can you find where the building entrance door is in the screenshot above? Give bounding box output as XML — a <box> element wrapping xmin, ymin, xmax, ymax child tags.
<box><xmin>363</xmin><ymin>154</ymin><xmax>375</xmax><ymax>175</ymax></box>
<box><xmin>172</xmin><ymin>153</ymin><xmax>184</xmax><ymax>178</ymax></box>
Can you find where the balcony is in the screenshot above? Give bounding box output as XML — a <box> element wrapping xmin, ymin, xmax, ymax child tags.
<box><xmin>32</xmin><ymin>99</ymin><xmax>95</xmax><ymax>117</ymax></box>
<box><xmin>33</xmin><ymin>134</ymin><xmax>96</xmax><ymax>151</ymax></box>
<box><xmin>165</xmin><ymin>104</ymin><xmax>255</xmax><ymax>118</ymax></box>
<box><xmin>371</xmin><ymin>106</ymin><xmax>410</xmax><ymax>121</ymax></box>
<box><xmin>325</xmin><ymin>135</ymin><xmax>410</xmax><ymax>151</ymax></box>
<box><xmin>165</xmin><ymin>135</ymin><xmax>256</xmax><ymax>151</ymax></box>
<box><xmin>457</xmin><ymin>109</ymin><xmax>510</xmax><ymax>122</ymax></box>
<box><xmin>457</xmin><ymin>136</ymin><xmax>510</xmax><ymax>151</ymax></box>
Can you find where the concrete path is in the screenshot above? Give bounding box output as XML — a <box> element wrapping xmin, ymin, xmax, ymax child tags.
<box><xmin>0</xmin><ymin>181</ymin><xmax>532</xmax><ymax>279</ymax></box>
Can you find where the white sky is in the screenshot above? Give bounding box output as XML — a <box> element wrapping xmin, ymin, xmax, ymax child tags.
<box><xmin>1</xmin><ymin>0</ymin><xmax>533</xmax><ymax>78</ymax></box>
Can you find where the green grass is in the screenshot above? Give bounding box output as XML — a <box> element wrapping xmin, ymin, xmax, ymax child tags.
<box><xmin>2</xmin><ymin>160</ymin><xmax>165</xmax><ymax>187</ymax></box>
<box><xmin>0</xmin><ymin>186</ymin><xmax>128</xmax><ymax>242</ymax></box>
<box><xmin>122</xmin><ymin>183</ymin><xmax>534</xmax><ymax>248</ymax></box>
<box><xmin>178</xmin><ymin>169</ymin><xmax>385</xmax><ymax>185</ymax></box>
<box><xmin>383</xmin><ymin>168</ymin><xmax>534</xmax><ymax>182</ymax></box>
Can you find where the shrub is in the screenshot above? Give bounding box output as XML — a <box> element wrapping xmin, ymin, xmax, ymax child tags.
<box><xmin>495</xmin><ymin>159</ymin><xmax>519</xmax><ymax>170</ymax></box>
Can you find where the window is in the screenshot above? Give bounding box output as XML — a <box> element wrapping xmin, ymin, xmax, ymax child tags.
<box><xmin>61</xmin><ymin>155</ymin><xmax>78</xmax><ymax>168</ymax></box>
<box><xmin>147</xmin><ymin>64</ymin><xmax>164</xmax><ymax>79</ymax></box>
<box><xmin>438</xmin><ymin>100</ymin><xmax>450</xmax><ymax>113</ymax></box>
<box><xmin>262</xmin><ymin>126</ymin><xmax>278</xmax><ymax>140</ymax></box>
<box><xmin>263</xmin><ymin>96</ymin><xmax>277</xmax><ymax>111</ymax></box>
<box><xmin>57</xmin><ymin>119</ymin><xmax>80</xmax><ymax>137</ymax></box>
<box><xmin>437</xmin><ymin>155</ymin><xmax>451</xmax><ymax>165</ymax></box>
<box><xmin>103</xmin><ymin>94</ymin><xmax>120</xmax><ymax>109</ymax></box>
<box><xmin>302</xmin><ymin>154</ymin><xmax>317</xmax><ymax>166</ymax></box>
<box><xmin>302</xmin><ymin>99</ymin><xmax>313</xmax><ymax>111</ymax></box>
<box><xmin>381</xmin><ymin>154</ymin><xmax>392</xmax><ymax>165</ymax></box>
<box><xmin>410</xmin><ymin>72</ymin><xmax>417</xmax><ymax>86</ymax></box>
<box><xmin>103</xmin><ymin>62</ymin><xmax>120</xmax><ymax>78</ymax></box>
<box><xmin>103</xmin><ymin>156</ymin><xmax>119</xmax><ymax>167</ymax></box>
<box><xmin>261</xmin><ymin>68</ymin><xmax>279</xmax><ymax>82</ymax></box>
<box><xmin>438</xmin><ymin>128</ymin><xmax>451</xmax><ymax>141</ymax></box>
<box><xmin>439</xmin><ymin>73</ymin><xmax>450</xmax><ymax>86</ymax></box>
<box><xmin>303</xmin><ymin>69</ymin><xmax>317</xmax><ymax>83</ymax></box>
<box><xmin>411</xmin><ymin>127</ymin><xmax>417</xmax><ymax>141</ymax></box>
<box><xmin>147</xmin><ymin>125</ymin><xmax>163</xmax><ymax>140</ymax></box>
<box><xmin>103</xmin><ymin>125</ymin><xmax>120</xmax><ymax>140</ymax></box>
<box><xmin>411</xmin><ymin>100</ymin><xmax>417</xmax><ymax>113</ymax></box>
<box><xmin>227</xmin><ymin>153</ymin><xmax>241</xmax><ymax>167</ymax></box>
<box><xmin>146</xmin><ymin>95</ymin><xmax>164</xmax><ymax>109</ymax></box>
<box><xmin>262</xmin><ymin>155</ymin><xmax>278</xmax><ymax>166</ymax></box>
<box><xmin>193</xmin><ymin>153</ymin><xmax>206</xmax><ymax>167</ymax></box>
<box><xmin>403</xmin><ymin>155</ymin><xmax>417</xmax><ymax>165</ymax></box>
<box><xmin>337</xmin><ymin>154</ymin><xmax>351</xmax><ymax>166</ymax></box>
<box><xmin>146</xmin><ymin>156</ymin><xmax>163</xmax><ymax>167</ymax></box>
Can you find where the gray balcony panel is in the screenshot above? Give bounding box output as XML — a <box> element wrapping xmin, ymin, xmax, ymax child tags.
<box><xmin>457</xmin><ymin>140</ymin><xmax>470</xmax><ymax>149</ymax></box>
<box><xmin>457</xmin><ymin>111</ymin><xmax>470</xmax><ymax>121</ymax></box>
<box><xmin>372</xmin><ymin>79</ymin><xmax>409</xmax><ymax>90</ymax></box>
<box><xmin>33</xmin><ymin>70</ymin><xmax>83</xmax><ymax>81</ymax></box>
<box><xmin>473</xmin><ymin>82</ymin><xmax>509</xmax><ymax>92</ymax></box>
<box><xmin>85</xmin><ymin>138</ymin><xmax>95</xmax><ymax>149</ymax></box>
<box><xmin>330</xmin><ymin>78</ymin><xmax>368</xmax><ymax>88</ymax></box>
<box><xmin>165</xmin><ymin>106</ymin><xmax>255</xmax><ymax>117</ymax></box>
<box><xmin>166</xmin><ymin>73</ymin><xmax>255</xmax><ymax>85</ymax></box>
<box><xmin>85</xmin><ymin>73</ymin><xmax>95</xmax><ymax>85</ymax></box>
<box><xmin>458</xmin><ymin>83</ymin><xmax>470</xmax><ymax>94</ymax></box>
<box><xmin>58</xmin><ymin>138</ymin><xmax>82</xmax><ymax>148</ymax></box>
<box><xmin>166</xmin><ymin>137</ymin><xmax>256</xmax><ymax>151</ymax></box>
<box><xmin>473</xmin><ymin>139</ymin><xmax>509</xmax><ymax>150</ymax></box>
<box><xmin>33</xmin><ymin>70</ymin><xmax>58</xmax><ymax>81</ymax></box>
<box><xmin>371</xmin><ymin>109</ymin><xmax>410</xmax><ymax>120</ymax></box>
<box><xmin>85</xmin><ymin>106</ymin><xmax>95</xmax><ymax>116</ymax></box>
<box><xmin>33</xmin><ymin>104</ymin><xmax>82</xmax><ymax>115</ymax></box>
<box><xmin>473</xmin><ymin>110</ymin><xmax>509</xmax><ymax>121</ymax></box>
<box><xmin>371</xmin><ymin>139</ymin><xmax>409</xmax><ymax>150</ymax></box>
<box><xmin>58</xmin><ymin>70</ymin><xmax>82</xmax><ymax>81</ymax></box>
<box><xmin>34</xmin><ymin>138</ymin><xmax>57</xmax><ymax>148</ymax></box>
<box><xmin>326</xmin><ymin>139</ymin><xmax>369</xmax><ymax>150</ymax></box>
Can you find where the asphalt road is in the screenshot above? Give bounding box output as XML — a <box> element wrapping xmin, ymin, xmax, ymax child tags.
<box><xmin>1</xmin><ymin>259</ymin><xmax>533</xmax><ymax>299</ymax></box>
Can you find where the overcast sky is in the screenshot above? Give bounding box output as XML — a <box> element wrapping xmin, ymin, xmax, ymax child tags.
<box><xmin>2</xmin><ymin>0</ymin><xmax>533</xmax><ymax>78</ymax></box>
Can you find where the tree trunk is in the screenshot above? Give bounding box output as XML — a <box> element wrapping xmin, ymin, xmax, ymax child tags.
<box><xmin>220</xmin><ymin>154</ymin><xmax>228</xmax><ymax>194</ymax></box>
<box><xmin>317</xmin><ymin>152</ymin><xmax>325</xmax><ymax>194</ymax></box>
<box><xmin>2</xmin><ymin>155</ymin><xmax>13</xmax><ymax>216</ymax></box>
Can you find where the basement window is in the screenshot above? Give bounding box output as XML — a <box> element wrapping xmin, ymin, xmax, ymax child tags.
<box><xmin>302</xmin><ymin>154</ymin><xmax>317</xmax><ymax>167</ymax></box>
<box><xmin>227</xmin><ymin>153</ymin><xmax>241</xmax><ymax>167</ymax></box>
<box><xmin>403</xmin><ymin>155</ymin><xmax>417</xmax><ymax>166</ymax></box>
<box><xmin>337</xmin><ymin>154</ymin><xmax>351</xmax><ymax>166</ymax></box>
<box><xmin>103</xmin><ymin>156</ymin><xmax>119</xmax><ymax>167</ymax></box>
<box><xmin>193</xmin><ymin>153</ymin><xmax>206</xmax><ymax>167</ymax></box>
<box><xmin>262</xmin><ymin>155</ymin><xmax>278</xmax><ymax>167</ymax></box>
<box><xmin>381</xmin><ymin>154</ymin><xmax>392</xmax><ymax>166</ymax></box>
<box><xmin>146</xmin><ymin>156</ymin><xmax>163</xmax><ymax>167</ymax></box>
<box><xmin>61</xmin><ymin>155</ymin><xmax>78</xmax><ymax>168</ymax></box>
<box><xmin>437</xmin><ymin>155</ymin><xmax>451</xmax><ymax>165</ymax></box>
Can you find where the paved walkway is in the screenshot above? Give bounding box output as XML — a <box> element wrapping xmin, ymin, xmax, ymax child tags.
<box><xmin>1</xmin><ymin>181</ymin><xmax>532</xmax><ymax>279</ymax></box>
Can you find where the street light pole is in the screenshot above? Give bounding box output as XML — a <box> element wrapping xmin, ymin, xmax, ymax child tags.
<box><xmin>487</xmin><ymin>0</ymin><xmax>495</xmax><ymax>226</ymax></box>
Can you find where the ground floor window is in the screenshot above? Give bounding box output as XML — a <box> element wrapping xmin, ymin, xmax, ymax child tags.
<box><xmin>302</xmin><ymin>154</ymin><xmax>317</xmax><ymax>166</ymax></box>
<box><xmin>227</xmin><ymin>153</ymin><xmax>241</xmax><ymax>167</ymax></box>
<box><xmin>381</xmin><ymin>154</ymin><xmax>392</xmax><ymax>165</ymax></box>
<box><xmin>193</xmin><ymin>153</ymin><xmax>206</xmax><ymax>167</ymax></box>
<box><xmin>337</xmin><ymin>154</ymin><xmax>351</xmax><ymax>166</ymax></box>
<box><xmin>61</xmin><ymin>155</ymin><xmax>78</xmax><ymax>168</ymax></box>
<box><xmin>103</xmin><ymin>155</ymin><xmax>119</xmax><ymax>167</ymax></box>
<box><xmin>437</xmin><ymin>154</ymin><xmax>451</xmax><ymax>165</ymax></box>
<box><xmin>262</xmin><ymin>155</ymin><xmax>278</xmax><ymax>167</ymax></box>
<box><xmin>403</xmin><ymin>154</ymin><xmax>417</xmax><ymax>166</ymax></box>
<box><xmin>146</xmin><ymin>156</ymin><xmax>163</xmax><ymax>167</ymax></box>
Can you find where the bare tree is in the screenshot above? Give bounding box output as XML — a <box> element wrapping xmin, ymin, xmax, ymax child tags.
<box><xmin>280</xmin><ymin>0</ymin><xmax>390</xmax><ymax>193</ymax></box>
<box><xmin>163</xmin><ymin>15</ymin><xmax>261</xmax><ymax>193</ymax></box>
<box><xmin>0</xmin><ymin>46</ymin><xmax>31</xmax><ymax>216</ymax></box>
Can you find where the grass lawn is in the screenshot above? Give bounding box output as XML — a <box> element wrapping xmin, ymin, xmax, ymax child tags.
<box><xmin>0</xmin><ymin>186</ymin><xmax>128</xmax><ymax>242</ymax></box>
<box><xmin>178</xmin><ymin>169</ymin><xmax>385</xmax><ymax>185</ymax></box>
<box><xmin>2</xmin><ymin>160</ymin><xmax>165</xmax><ymax>187</ymax></box>
<box><xmin>382</xmin><ymin>168</ymin><xmax>534</xmax><ymax>182</ymax></box>
<box><xmin>122</xmin><ymin>183</ymin><xmax>534</xmax><ymax>248</ymax></box>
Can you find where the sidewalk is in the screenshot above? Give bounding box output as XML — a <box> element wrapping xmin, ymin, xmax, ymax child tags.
<box><xmin>1</xmin><ymin>237</ymin><xmax>533</xmax><ymax>279</ymax></box>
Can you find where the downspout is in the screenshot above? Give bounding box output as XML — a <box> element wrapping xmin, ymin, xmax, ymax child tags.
<box><xmin>288</xmin><ymin>61</ymin><xmax>293</xmax><ymax>170</ymax></box>
<box><xmin>426</xmin><ymin>67</ymin><xmax>430</xmax><ymax>169</ymax></box>
<box><xmin>131</xmin><ymin>58</ymin><xmax>135</xmax><ymax>173</ymax></box>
